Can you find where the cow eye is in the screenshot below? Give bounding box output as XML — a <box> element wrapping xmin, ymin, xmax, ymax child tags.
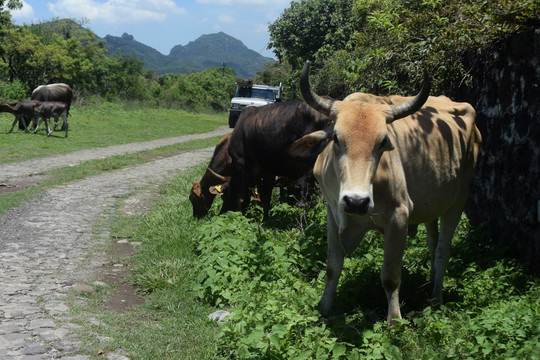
<box><xmin>380</xmin><ymin>136</ymin><xmax>393</xmax><ymax>151</ymax></box>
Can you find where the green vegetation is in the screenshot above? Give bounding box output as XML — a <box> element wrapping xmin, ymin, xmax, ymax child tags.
<box><xmin>94</xmin><ymin>170</ymin><xmax>539</xmax><ymax>359</ymax></box>
<box><xmin>0</xmin><ymin>104</ymin><xmax>226</xmax><ymax>164</ymax></box>
<box><xmin>2</xmin><ymin>1</ymin><xmax>539</xmax><ymax>358</ymax></box>
<box><xmin>267</xmin><ymin>0</ymin><xmax>540</xmax><ymax>98</ymax></box>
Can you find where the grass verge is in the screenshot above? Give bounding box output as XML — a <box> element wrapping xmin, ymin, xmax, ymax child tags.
<box><xmin>65</xmin><ymin>163</ymin><xmax>221</xmax><ymax>359</ymax></box>
<box><xmin>0</xmin><ymin>104</ymin><xmax>226</xmax><ymax>164</ymax></box>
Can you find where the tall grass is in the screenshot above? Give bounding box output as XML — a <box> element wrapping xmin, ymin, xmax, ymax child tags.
<box><xmin>0</xmin><ymin>103</ymin><xmax>227</xmax><ymax>164</ymax></box>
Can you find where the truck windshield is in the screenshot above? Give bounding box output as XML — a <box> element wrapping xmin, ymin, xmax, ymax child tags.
<box><xmin>236</xmin><ymin>87</ymin><xmax>275</xmax><ymax>100</ymax></box>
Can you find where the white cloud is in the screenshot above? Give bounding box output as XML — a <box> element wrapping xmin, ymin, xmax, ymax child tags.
<box><xmin>196</xmin><ymin>0</ymin><xmax>289</xmax><ymax>9</ymax></box>
<box><xmin>218</xmin><ymin>14</ymin><xmax>234</xmax><ymax>24</ymax></box>
<box><xmin>255</xmin><ymin>23</ymin><xmax>268</xmax><ymax>33</ymax></box>
<box><xmin>10</xmin><ymin>0</ymin><xmax>35</xmax><ymax>22</ymax></box>
<box><xmin>47</xmin><ymin>0</ymin><xmax>187</xmax><ymax>25</ymax></box>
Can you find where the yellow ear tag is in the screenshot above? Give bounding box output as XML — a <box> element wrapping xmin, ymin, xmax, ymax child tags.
<box><xmin>214</xmin><ymin>185</ymin><xmax>222</xmax><ymax>192</ymax></box>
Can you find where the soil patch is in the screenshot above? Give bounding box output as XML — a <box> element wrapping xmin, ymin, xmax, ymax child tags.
<box><xmin>100</xmin><ymin>240</ymin><xmax>144</xmax><ymax>313</ymax></box>
<box><xmin>99</xmin><ymin>186</ymin><xmax>163</xmax><ymax>313</ymax></box>
<box><xmin>0</xmin><ymin>174</ymin><xmax>49</xmax><ymax>194</ymax></box>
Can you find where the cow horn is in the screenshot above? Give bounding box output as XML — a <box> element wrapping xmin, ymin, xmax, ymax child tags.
<box><xmin>300</xmin><ymin>61</ymin><xmax>335</xmax><ymax>117</ymax></box>
<box><xmin>389</xmin><ymin>69</ymin><xmax>431</xmax><ymax>121</ymax></box>
<box><xmin>207</xmin><ymin>168</ymin><xmax>226</xmax><ymax>182</ymax></box>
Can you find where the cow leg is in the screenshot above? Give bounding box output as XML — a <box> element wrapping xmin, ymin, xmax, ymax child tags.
<box><xmin>229</xmin><ymin>157</ymin><xmax>248</xmax><ymax>213</ymax></box>
<box><xmin>20</xmin><ymin>116</ymin><xmax>30</xmax><ymax>132</ymax></box>
<box><xmin>9</xmin><ymin>116</ymin><xmax>19</xmax><ymax>133</ymax></box>
<box><xmin>31</xmin><ymin>115</ymin><xmax>39</xmax><ymax>131</ymax></box>
<box><xmin>425</xmin><ymin>219</ymin><xmax>439</xmax><ymax>289</ymax></box>
<box><xmin>319</xmin><ymin>207</ymin><xmax>345</xmax><ymax>317</ymax></box>
<box><xmin>381</xmin><ymin>205</ymin><xmax>409</xmax><ymax>323</ymax></box>
<box><xmin>259</xmin><ymin>175</ymin><xmax>275</xmax><ymax>220</ymax></box>
<box><xmin>51</xmin><ymin>116</ymin><xmax>59</xmax><ymax>132</ymax></box>
<box><xmin>45</xmin><ymin>118</ymin><xmax>53</xmax><ymax>136</ymax></box>
<box><xmin>430</xmin><ymin>207</ymin><xmax>462</xmax><ymax>306</ymax></box>
<box><xmin>319</xmin><ymin>211</ymin><xmax>366</xmax><ymax>317</ymax></box>
<box><xmin>63</xmin><ymin>113</ymin><xmax>68</xmax><ymax>137</ymax></box>
<box><xmin>34</xmin><ymin>117</ymin><xmax>44</xmax><ymax>133</ymax></box>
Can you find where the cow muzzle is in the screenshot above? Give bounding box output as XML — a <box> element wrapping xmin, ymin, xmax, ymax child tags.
<box><xmin>340</xmin><ymin>192</ymin><xmax>373</xmax><ymax>216</ymax></box>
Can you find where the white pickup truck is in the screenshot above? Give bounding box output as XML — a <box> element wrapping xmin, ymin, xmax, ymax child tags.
<box><xmin>228</xmin><ymin>79</ymin><xmax>282</xmax><ymax>128</ymax></box>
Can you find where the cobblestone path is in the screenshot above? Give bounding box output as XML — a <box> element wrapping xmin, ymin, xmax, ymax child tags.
<box><xmin>0</xmin><ymin>126</ymin><xmax>230</xmax><ymax>359</ymax></box>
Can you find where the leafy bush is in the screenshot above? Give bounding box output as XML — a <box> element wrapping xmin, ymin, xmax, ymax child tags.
<box><xmin>193</xmin><ymin>200</ymin><xmax>540</xmax><ymax>359</ymax></box>
<box><xmin>0</xmin><ymin>78</ymin><xmax>28</xmax><ymax>101</ymax></box>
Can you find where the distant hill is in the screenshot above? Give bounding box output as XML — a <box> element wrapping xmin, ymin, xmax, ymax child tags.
<box><xmin>104</xmin><ymin>32</ymin><xmax>274</xmax><ymax>78</ymax></box>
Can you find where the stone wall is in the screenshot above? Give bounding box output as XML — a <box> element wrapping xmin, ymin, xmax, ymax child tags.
<box><xmin>456</xmin><ymin>29</ymin><xmax>540</xmax><ymax>274</ymax></box>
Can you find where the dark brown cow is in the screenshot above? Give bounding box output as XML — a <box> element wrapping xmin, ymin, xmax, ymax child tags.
<box><xmin>225</xmin><ymin>100</ymin><xmax>333</xmax><ymax>220</ymax></box>
<box><xmin>190</xmin><ymin>133</ymin><xmax>233</xmax><ymax>218</ymax></box>
<box><xmin>0</xmin><ymin>100</ymin><xmax>41</xmax><ymax>133</ymax></box>
<box><xmin>34</xmin><ymin>101</ymin><xmax>69</xmax><ymax>137</ymax></box>
<box><xmin>31</xmin><ymin>83</ymin><xmax>73</xmax><ymax>117</ymax></box>
<box><xmin>190</xmin><ymin>132</ymin><xmax>320</xmax><ymax>219</ymax></box>
<box><xmin>300</xmin><ymin>61</ymin><xmax>481</xmax><ymax>323</ymax></box>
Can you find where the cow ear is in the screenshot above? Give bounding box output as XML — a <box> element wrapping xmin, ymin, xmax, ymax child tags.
<box><xmin>209</xmin><ymin>181</ymin><xmax>229</xmax><ymax>196</ymax></box>
<box><xmin>191</xmin><ymin>182</ymin><xmax>201</xmax><ymax>196</ymax></box>
<box><xmin>288</xmin><ymin>130</ymin><xmax>331</xmax><ymax>158</ymax></box>
<box><xmin>209</xmin><ymin>185</ymin><xmax>224</xmax><ymax>195</ymax></box>
<box><xmin>249</xmin><ymin>188</ymin><xmax>260</xmax><ymax>201</ymax></box>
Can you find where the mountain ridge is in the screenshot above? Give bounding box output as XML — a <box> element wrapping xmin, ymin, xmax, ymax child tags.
<box><xmin>104</xmin><ymin>32</ymin><xmax>274</xmax><ymax>78</ymax></box>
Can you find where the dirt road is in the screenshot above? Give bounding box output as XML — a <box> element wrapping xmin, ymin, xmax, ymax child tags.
<box><xmin>0</xmin><ymin>126</ymin><xmax>230</xmax><ymax>359</ymax></box>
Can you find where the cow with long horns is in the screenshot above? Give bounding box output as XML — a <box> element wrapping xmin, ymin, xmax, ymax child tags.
<box><xmin>299</xmin><ymin>61</ymin><xmax>481</xmax><ymax>323</ymax></box>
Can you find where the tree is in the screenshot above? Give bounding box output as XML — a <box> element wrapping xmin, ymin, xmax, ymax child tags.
<box><xmin>347</xmin><ymin>0</ymin><xmax>540</xmax><ymax>95</ymax></box>
<box><xmin>0</xmin><ymin>0</ymin><xmax>21</xmax><ymax>28</ymax></box>
<box><xmin>268</xmin><ymin>0</ymin><xmax>362</xmax><ymax>69</ymax></box>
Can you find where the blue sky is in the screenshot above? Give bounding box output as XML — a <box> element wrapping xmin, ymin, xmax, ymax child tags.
<box><xmin>9</xmin><ymin>0</ymin><xmax>291</xmax><ymax>58</ymax></box>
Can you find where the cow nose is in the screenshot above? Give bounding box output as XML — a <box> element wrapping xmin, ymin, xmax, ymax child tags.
<box><xmin>342</xmin><ymin>195</ymin><xmax>371</xmax><ymax>215</ymax></box>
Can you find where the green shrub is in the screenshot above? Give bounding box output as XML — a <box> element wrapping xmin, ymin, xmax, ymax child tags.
<box><xmin>193</xmin><ymin>201</ymin><xmax>540</xmax><ymax>359</ymax></box>
<box><xmin>0</xmin><ymin>79</ymin><xmax>29</xmax><ymax>101</ymax></box>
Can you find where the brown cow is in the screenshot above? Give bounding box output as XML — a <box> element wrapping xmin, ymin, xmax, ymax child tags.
<box><xmin>34</xmin><ymin>101</ymin><xmax>69</xmax><ymax>137</ymax></box>
<box><xmin>31</xmin><ymin>83</ymin><xmax>73</xmax><ymax>115</ymax></box>
<box><xmin>190</xmin><ymin>133</ymin><xmax>233</xmax><ymax>218</ymax></box>
<box><xmin>300</xmin><ymin>61</ymin><xmax>481</xmax><ymax>323</ymax></box>
<box><xmin>189</xmin><ymin>132</ymin><xmax>312</xmax><ymax>218</ymax></box>
<box><xmin>0</xmin><ymin>100</ymin><xmax>41</xmax><ymax>133</ymax></box>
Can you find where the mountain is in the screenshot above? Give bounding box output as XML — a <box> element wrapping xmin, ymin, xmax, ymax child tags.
<box><xmin>104</xmin><ymin>32</ymin><xmax>274</xmax><ymax>78</ymax></box>
<box><xmin>104</xmin><ymin>33</ymin><xmax>169</xmax><ymax>70</ymax></box>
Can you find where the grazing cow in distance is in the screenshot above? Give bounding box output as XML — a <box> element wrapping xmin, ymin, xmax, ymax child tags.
<box><xmin>190</xmin><ymin>133</ymin><xmax>233</xmax><ymax>218</ymax></box>
<box><xmin>299</xmin><ymin>61</ymin><xmax>481</xmax><ymax>323</ymax></box>
<box><xmin>0</xmin><ymin>100</ymin><xmax>41</xmax><ymax>133</ymax></box>
<box><xmin>224</xmin><ymin>99</ymin><xmax>333</xmax><ymax>220</ymax></box>
<box><xmin>31</xmin><ymin>83</ymin><xmax>73</xmax><ymax>119</ymax></box>
<box><xmin>34</xmin><ymin>101</ymin><xmax>69</xmax><ymax>137</ymax></box>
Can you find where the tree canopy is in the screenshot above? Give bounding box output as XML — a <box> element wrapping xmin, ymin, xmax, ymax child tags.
<box><xmin>267</xmin><ymin>0</ymin><xmax>540</xmax><ymax>98</ymax></box>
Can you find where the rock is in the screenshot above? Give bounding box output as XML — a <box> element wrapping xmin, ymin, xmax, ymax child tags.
<box><xmin>208</xmin><ymin>310</ymin><xmax>231</xmax><ymax>322</ymax></box>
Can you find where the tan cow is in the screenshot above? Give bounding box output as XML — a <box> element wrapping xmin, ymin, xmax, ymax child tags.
<box><xmin>300</xmin><ymin>61</ymin><xmax>481</xmax><ymax>323</ymax></box>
